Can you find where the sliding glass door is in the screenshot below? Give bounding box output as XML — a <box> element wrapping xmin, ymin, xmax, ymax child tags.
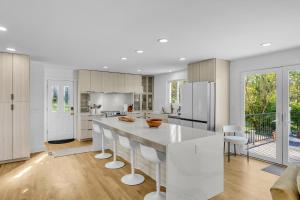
<box><xmin>242</xmin><ymin>68</ymin><xmax>283</xmax><ymax>164</ymax></box>
<box><xmin>242</xmin><ymin>66</ymin><xmax>300</xmax><ymax>165</ymax></box>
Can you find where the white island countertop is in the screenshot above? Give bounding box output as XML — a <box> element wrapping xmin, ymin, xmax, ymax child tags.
<box><xmin>93</xmin><ymin>117</ymin><xmax>221</xmax><ymax>152</ymax></box>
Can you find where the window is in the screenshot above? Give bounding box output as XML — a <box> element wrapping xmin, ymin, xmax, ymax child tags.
<box><xmin>64</xmin><ymin>86</ymin><xmax>71</xmax><ymax>112</ymax></box>
<box><xmin>51</xmin><ymin>85</ymin><xmax>59</xmax><ymax>112</ymax></box>
<box><xmin>168</xmin><ymin>80</ymin><xmax>187</xmax><ymax>104</ymax></box>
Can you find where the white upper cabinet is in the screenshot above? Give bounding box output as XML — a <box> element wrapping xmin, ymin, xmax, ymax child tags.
<box><xmin>78</xmin><ymin>70</ymin><xmax>91</xmax><ymax>92</ymax></box>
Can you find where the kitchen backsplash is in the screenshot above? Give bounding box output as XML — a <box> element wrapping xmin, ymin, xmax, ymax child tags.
<box><xmin>89</xmin><ymin>93</ymin><xmax>133</xmax><ymax>111</ymax></box>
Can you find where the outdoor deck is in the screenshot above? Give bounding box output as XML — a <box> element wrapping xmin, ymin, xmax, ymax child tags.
<box><xmin>249</xmin><ymin>141</ymin><xmax>300</xmax><ymax>162</ymax></box>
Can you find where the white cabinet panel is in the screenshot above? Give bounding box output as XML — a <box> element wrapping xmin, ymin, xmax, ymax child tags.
<box><xmin>0</xmin><ymin>53</ymin><xmax>12</xmax><ymax>102</ymax></box>
<box><xmin>13</xmin><ymin>102</ymin><xmax>30</xmax><ymax>159</ymax></box>
<box><xmin>0</xmin><ymin>103</ymin><xmax>13</xmax><ymax>161</ymax></box>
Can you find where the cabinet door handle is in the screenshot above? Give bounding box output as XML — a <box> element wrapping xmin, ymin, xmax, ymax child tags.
<box><xmin>11</xmin><ymin>94</ymin><xmax>14</xmax><ymax>100</ymax></box>
<box><xmin>11</xmin><ymin>104</ymin><xmax>14</xmax><ymax>110</ymax></box>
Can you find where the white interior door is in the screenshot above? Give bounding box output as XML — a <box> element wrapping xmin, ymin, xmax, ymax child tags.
<box><xmin>47</xmin><ymin>80</ymin><xmax>74</xmax><ymax>141</ymax></box>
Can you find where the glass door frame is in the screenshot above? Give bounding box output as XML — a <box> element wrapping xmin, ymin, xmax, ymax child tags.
<box><xmin>241</xmin><ymin>67</ymin><xmax>283</xmax><ymax>164</ymax></box>
<box><xmin>282</xmin><ymin>65</ymin><xmax>300</xmax><ymax>165</ymax></box>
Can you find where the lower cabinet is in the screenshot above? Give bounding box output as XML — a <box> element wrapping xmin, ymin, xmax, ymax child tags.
<box><xmin>78</xmin><ymin>114</ymin><xmax>93</xmax><ymax>140</ymax></box>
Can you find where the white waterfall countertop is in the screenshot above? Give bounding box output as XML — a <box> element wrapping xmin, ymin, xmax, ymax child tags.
<box><xmin>93</xmin><ymin>117</ymin><xmax>224</xmax><ymax>200</ymax></box>
<box><xmin>93</xmin><ymin>117</ymin><xmax>220</xmax><ymax>152</ymax></box>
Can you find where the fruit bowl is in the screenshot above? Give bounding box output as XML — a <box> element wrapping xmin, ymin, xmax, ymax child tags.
<box><xmin>146</xmin><ymin>118</ymin><xmax>162</xmax><ymax>128</ymax></box>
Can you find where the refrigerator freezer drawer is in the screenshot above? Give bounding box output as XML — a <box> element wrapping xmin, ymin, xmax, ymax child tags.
<box><xmin>180</xmin><ymin>119</ymin><xmax>193</xmax><ymax>128</ymax></box>
<box><xmin>193</xmin><ymin>122</ymin><xmax>208</xmax><ymax>130</ymax></box>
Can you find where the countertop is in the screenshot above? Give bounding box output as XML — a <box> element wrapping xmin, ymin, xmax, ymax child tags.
<box><xmin>93</xmin><ymin>117</ymin><xmax>221</xmax><ymax>152</ymax></box>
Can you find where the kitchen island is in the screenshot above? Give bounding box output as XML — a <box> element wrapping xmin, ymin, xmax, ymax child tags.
<box><xmin>93</xmin><ymin>117</ymin><xmax>223</xmax><ymax>200</ymax></box>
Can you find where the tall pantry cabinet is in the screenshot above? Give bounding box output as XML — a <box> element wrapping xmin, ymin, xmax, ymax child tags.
<box><xmin>0</xmin><ymin>53</ymin><xmax>30</xmax><ymax>162</ymax></box>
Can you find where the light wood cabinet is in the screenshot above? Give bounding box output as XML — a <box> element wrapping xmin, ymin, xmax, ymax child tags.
<box><xmin>0</xmin><ymin>53</ymin><xmax>12</xmax><ymax>102</ymax></box>
<box><xmin>102</xmin><ymin>72</ymin><xmax>114</xmax><ymax>92</ymax></box>
<box><xmin>188</xmin><ymin>59</ymin><xmax>216</xmax><ymax>82</ymax></box>
<box><xmin>91</xmin><ymin>71</ymin><xmax>103</xmax><ymax>92</ymax></box>
<box><xmin>13</xmin><ymin>54</ymin><xmax>30</xmax><ymax>101</ymax></box>
<box><xmin>78</xmin><ymin>70</ymin><xmax>142</xmax><ymax>93</ymax></box>
<box><xmin>199</xmin><ymin>59</ymin><xmax>216</xmax><ymax>82</ymax></box>
<box><xmin>0</xmin><ymin>103</ymin><xmax>13</xmax><ymax>161</ymax></box>
<box><xmin>78</xmin><ymin>70</ymin><xmax>91</xmax><ymax>92</ymax></box>
<box><xmin>13</xmin><ymin>102</ymin><xmax>30</xmax><ymax>159</ymax></box>
<box><xmin>187</xmin><ymin>63</ymin><xmax>200</xmax><ymax>82</ymax></box>
<box><xmin>0</xmin><ymin>53</ymin><xmax>30</xmax><ymax>163</ymax></box>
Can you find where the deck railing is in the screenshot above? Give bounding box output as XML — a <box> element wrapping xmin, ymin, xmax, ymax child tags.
<box><xmin>245</xmin><ymin>112</ymin><xmax>300</xmax><ymax>146</ymax></box>
<box><xmin>245</xmin><ymin>112</ymin><xmax>276</xmax><ymax>145</ymax></box>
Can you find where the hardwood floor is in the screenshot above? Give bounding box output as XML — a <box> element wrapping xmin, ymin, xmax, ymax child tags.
<box><xmin>0</xmin><ymin>141</ymin><xmax>278</xmax><ymax>200</ymax></box>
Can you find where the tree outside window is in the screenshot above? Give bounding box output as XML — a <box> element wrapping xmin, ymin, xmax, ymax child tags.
<box><xmin>168</xmin><ymin>80</ymin><xmax>187</xmax><ymax>104</ymax></box>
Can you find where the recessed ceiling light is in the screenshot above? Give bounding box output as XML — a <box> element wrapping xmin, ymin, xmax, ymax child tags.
<box><xmin>179</xmin><ymin>57</ymin><xmax>186</xmax><ymax>61</ymax></box>
<box><xmin>157</xmin><ymin>38</ymin><xmax>168</xmax><ymax>43</ymax></box>
<box><xmin>103</xmin><ymin>66</ymin><xmax>108</xmax><ymax>69</ymax></box>
<box><xmin>260</xmin><ymin>42</ymin><xmax>272</xmax><ymax>47</ymax></box>
<box><xmin>137</xmin><ymin>69</ymin><xmax>142</xmax><ymax>72</ymax></box>
<box><xmin>6</xmin><ymin>48</ymin><xmax>16</xmax><ymax>52</ymax></box>
<box><xmin>168</xmin><ymin>70</ymin><xmax>172</xmax><ymax>73</ymax></box>
<box><xmin>121</xmin><ymin>57</ymin><xmax>127</xmax><ymax>60</ymax></box>
<box><xmin>136</xmin><ymin>50</ymin><xmax>144</xmax><ymax>54</ymax></box>
<box><xmin>0</xmin><ymin>26</ymin><xmax>7</xmax><ymax>32</ymax></box>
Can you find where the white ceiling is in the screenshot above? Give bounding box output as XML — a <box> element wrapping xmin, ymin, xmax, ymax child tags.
<box><xmin>1</xmin><ymin>0</ymin><xmax>300</xmax><ymax>74</ymax></box>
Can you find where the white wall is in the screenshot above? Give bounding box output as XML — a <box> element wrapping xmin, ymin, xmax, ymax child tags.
<box><xmin>29</xmin><ymin>61</ymin><xmax>76</xmax><ymax>153</ymax></box>
<box><xmin>153</xmin><ymin>70</ymin><xmax>187</xmax><ymax>112</ymax></box>
<box><xmin>230</xmin><ymin>47</ymin><xmax>300</xmax><ymax>125</ymax></box>
<box><xmin>30</xmin><ymin>61</ymin><xmax>45</xmax><ymax>153</ymax></box>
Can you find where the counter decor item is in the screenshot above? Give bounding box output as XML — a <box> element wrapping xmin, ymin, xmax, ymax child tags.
<box><xmin>118</xmin><ymin>116</ymin><xmax>135</xmax><ymax>122</ymax></box>
<box><xmin>146</xmin><ymin>118</ymin><xmax>162</xmax><ymax>128</ymax></box>
<box><xmin>128</xmin><ymin>104</ymin><xmax>133</xmax><ymax>112</ymax></box>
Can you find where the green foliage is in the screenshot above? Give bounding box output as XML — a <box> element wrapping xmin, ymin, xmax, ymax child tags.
<box><xmin>245</xmin><ymin>71</ymin><xmax>300</xmax><ymax>134</ymax></box>
<box><xmin>245</xmin><ymin>73</ymin><xmax>277</xmax><ymax>134</ymax></box>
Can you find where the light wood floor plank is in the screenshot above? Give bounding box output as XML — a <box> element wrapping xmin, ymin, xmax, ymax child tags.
<box><xmin>0</xmin><ymin>141</ymin><xmax>278</xmax><ymax>200</ymax></box>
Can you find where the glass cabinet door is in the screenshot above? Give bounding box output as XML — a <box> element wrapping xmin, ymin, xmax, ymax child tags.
<box><xmin>148</xmin><ymin>76</ymin><xmax>153</xmax><ymax>93</ymax></box>
<box><xmin>148</xmin><ymin>94</ymin><xmax>153</xmax><ymax>110</ymax></box>
<box><xmin>134</xmin><ymin>94</ymin><xmax>141</xmax><ymax>111</ymax></box>
<box><xmin>142</xmin><ymin>94</ymin><xmax>147</xmax><ymax>110</ymax></box>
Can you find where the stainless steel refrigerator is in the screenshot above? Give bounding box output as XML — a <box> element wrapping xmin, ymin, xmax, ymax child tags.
<box><xmin>180</xmin><ymin>81</ymin><xmax>215</xmax><ymax>130</ymax></box>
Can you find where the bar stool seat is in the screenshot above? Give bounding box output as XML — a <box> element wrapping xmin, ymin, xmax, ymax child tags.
<box><xmin>103</xmin><ymin>128</ymin><xmax>125</xmax><ymax>169</ymax></box>
<box><xmin>140</xmin><ymin>144</ymin><xmax>166</xmax><ymax>200</ymax></box>
<box><xmin>119</xmin><ymin>135</ymin><xmax>145</xmax><ymax>185</ymax></box>
<box><xmin>93</xmin><ymin>123</ymin><xmax>112</xmax><ymax>159</ymax></box>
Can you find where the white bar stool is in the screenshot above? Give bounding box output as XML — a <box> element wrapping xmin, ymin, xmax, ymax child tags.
<box><xmin>93</xmin><ymin>123</ymin><xmax>112</xmax><ymax>159</ymax></box>
<box><xmin>140</xmin><ymin>144</ymin><xmax>166</xmax><ymax>200</ymax></box>
<box><xmin>103</xmin><ymin>128</ymin><xmax>125</xmax><ymax>169</ymax></box>
<box><xmin>118</xmin><ymin>135</ymin><xmax>145</xmax><ymax>185</ymax></box>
